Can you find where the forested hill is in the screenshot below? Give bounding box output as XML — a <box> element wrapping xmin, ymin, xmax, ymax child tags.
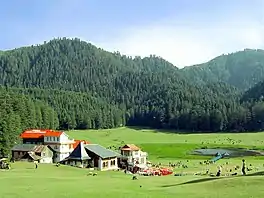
<box><xmin>241</xmin><ymin>79</ymin><xmax>264</xmax><ymax>102</ymax></box>
<box><xmin>1</xmin><ymin>37</ymin><xmax>264</xmax><ymax>144</ymax></box>
<box><xmin>181</xmin><ymin>49</ymin><xmax>264</xmax><ymax>90</ymax></box>
<box><xmin>0</xmin><ymin>38</ymin><xmax>182</xmax><ymax>94</ymax></box>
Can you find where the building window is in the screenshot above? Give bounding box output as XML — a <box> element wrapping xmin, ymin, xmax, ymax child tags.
<box><xmin>111</xmin><ymin>160</ymin><xmax>116</xmax><ymax>166</ymax></box>
<box><xmin>134</xmin><ymin>151</ymin><xmax>138</xmax><ymax>155</ymax></box>
<box><xmin>103</xmin><ymin>162</ymin><xmax>108</xmax><ymax>168</ymax></box>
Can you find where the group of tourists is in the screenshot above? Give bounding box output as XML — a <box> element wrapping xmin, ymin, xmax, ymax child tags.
<box><xmin>216</xmin><ymin>159</ymin><xmax>247</xmax><ymax>176</ymax></box>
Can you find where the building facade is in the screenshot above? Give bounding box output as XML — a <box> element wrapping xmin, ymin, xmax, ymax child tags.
<box><xmin>61</xmin><ymin>143</ymin><xmax>119</xmax><ymax>171</ymax></box>
<box><xmin>11</xmin><ymin>144</ymin><xmax>53</xmax><ymax>163</ymax></box>
<box><xmin>98</xmin><ymin>157</ymin><xmax>118</xmax><ymax>171</ymax></box>
<box><xmin>85</xmin><ymin>144</ymin><xmax>119</xmax><ymax>171</ymax></box>
<box><xmin>60</xmin><ymin>141</ymin><xmax>91</xmax><ymax>168</ymax></box>
<box><xmin>20</xmin><ymin>129</ymin><xmax>75</xmax><ymax>162</ymax></box>
<box><xmin>119</xmin><ymin>144</ymin><xmax>148</xmax><ymax>171</ymax></box>
<box><xmin>120</xmin><ymin>144</ymin><xmax>148</xmax><ymax>165</ymax></box>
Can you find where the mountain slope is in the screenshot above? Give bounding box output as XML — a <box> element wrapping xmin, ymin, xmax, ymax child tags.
<box><xmin>241</xmin><ymin>80</ymin><xmax>264</xmax><ymax>102</ymax></box>
<box><xmin>0</xmin><ymin>38</ymin><xmax>182</xmax><ymax>95</ymax></box>
<box><xmin>0</xmin><ymin>38</ymin><xmax>263</xmax><ymax>133</ymax></box>
<box><xmin>181</xmin><ymin>49</ymin><xmax>264</xmax><ymax>90</ymax></box>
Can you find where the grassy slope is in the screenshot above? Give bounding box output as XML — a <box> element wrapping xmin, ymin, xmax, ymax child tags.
<box><xmin>2</xmin><ymin>127</ymin><xmax>264</xmax><ymax>198</ymax></box>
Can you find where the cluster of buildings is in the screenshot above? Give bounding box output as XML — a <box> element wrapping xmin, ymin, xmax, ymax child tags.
<box><xmin>11</xmin><ymin>129</ymin><xmax>148</xmax><ymax>171</ymax></box>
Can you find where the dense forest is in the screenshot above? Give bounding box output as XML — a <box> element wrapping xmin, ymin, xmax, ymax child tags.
<box><xmin>182</xmin><ymin>49</ymin><xmax>264</xmax><ymax>90</ymax></box>
<box><xmin>1</xmin><ymin>38</ymin><xmax>264</xmax><ymax>154</ymax></box>
<box><xmin>0</xmin><ymin>88</ymin><xmax>59</xmax><ymax>155</ymax></box>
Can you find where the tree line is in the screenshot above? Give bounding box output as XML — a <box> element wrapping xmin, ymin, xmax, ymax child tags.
<box><xmin>0</xmin><ymin>38</ymin><xmax>264</xmax><ymax>155</ymax></box>
<box><xmin>0</xmin><ymin>88</ymin><xmax>59</xmax><ymax>156</ymax></box>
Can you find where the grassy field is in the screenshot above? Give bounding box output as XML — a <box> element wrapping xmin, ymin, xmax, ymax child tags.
<box><xmin>67</xmin><ymin>127</ymin><xmax>264</xmax><ymax>147</ymax></box>
<box><xmin>1</xmin><ymin>127</ymin><xmax>264</xmax><ymax>198</ymax></box>
<box><xmin>67</xmin><ymin>127</ymin><xmax>264</xmax><ymax>160</ymax></box>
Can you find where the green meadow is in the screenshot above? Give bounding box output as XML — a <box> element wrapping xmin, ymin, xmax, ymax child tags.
<box><xmin>1</xmin><ymin>127</ymin><xmax>264</xmax><ymax>198</ymax></box>
<box><xmin>67</xmin><ymin>127</ymin><xmax>264</xmax><ymax>146</ymax></box>
<box><xmin>68</xmin><ymin>127</ymin><xmax>264</xmax><ymax>160</ymax></box>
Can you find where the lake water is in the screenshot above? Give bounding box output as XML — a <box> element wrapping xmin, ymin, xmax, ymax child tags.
<box><xmin>192</xmin><ymin>148</ymin><xmax>263</xmax><ymax>157</ymax></box>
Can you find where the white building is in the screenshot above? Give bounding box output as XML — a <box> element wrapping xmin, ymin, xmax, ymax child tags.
<box><xmin>44</xmin><ymin>132</ymin><xmax>75</xmax><ymax>162</ymax></box>
<box><xmin>61</xmin><ymin>143</ymin><xmax>120</xmax><ymax>171</ymax></box>
<box><xmin>120</xmin><ymin>144</ymin><xmax>148</xmax><ymax>166</ymax></box>
<box><xmin>85</xmin><ymin>144</ymin><xmax>119</xmax><ymax>171</ymax></box>
<box><xmin>20</xmin><ymin>129</ymin><xmax>75</xmax><ymax>162</ymax></box>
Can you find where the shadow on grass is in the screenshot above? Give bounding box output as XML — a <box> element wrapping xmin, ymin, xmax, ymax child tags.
<box><xmin>161</xmin><ymin>171</ymin><xmax>264</xmax><ymax>188</ymax></box>
<box><xmin>161</xmin><ymin>177</ymin><xmax>221</xmax><ymax>188</ymax></box>
<box><xmin>245</xmin><ymin>171</ymin><xmax>264</xmax><ymax>176</ymax></box>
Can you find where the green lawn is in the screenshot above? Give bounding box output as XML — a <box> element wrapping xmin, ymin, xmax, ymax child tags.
<box><xmin>1</xmin><ymin>161</ymin><xmax>264</xmax><ymax>198</ymax></box>
<box><xmin>1</xmin><ymin>127</ymin><xmax>264</xmax><ymax>198</ymax></box>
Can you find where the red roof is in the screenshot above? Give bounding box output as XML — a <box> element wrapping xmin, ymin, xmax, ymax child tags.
<box><xmin>20</xmin><ymin>129</ymin><xmax>63</xmax><ymax>139</ymax></box>
<box><xmin>121</xmin><ymin>144</ymin><xmax>140</xmax><ymax>151</ymax></box>
<box><xmin>73</xmin><ymin>140</ymin><xmax>90</xmax><ymax>149</ymax></box>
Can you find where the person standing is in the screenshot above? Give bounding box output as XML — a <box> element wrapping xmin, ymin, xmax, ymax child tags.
<box><xmin>34</xmin><ymin>161</ymin><xmax>38</xmax><ymax>169</ymax></box>
<box><xmin>242</xmin><ymin>159</ymin><xmax>246</xmax><ymax>175</ymax></box>
<box><xmin>216</xmin><ymin>165</ymin><xmax>222</xmax><ymax>176</ymax></box>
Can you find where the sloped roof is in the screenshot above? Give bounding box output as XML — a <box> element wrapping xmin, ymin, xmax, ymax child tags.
<box><xmin>12</xmin><ymin>144</ymin><xmax>36</xmax><ymax>152</ymax></box>
<box><xmin>121</xmin><ymin>144</ymin><xmax>140</xmax><ymax>151</ymax></box>
<box><xmin>85</xmin><ymin>144</ymin><xmax>120</xmax><ymax>159</ymax></box>
<box><xmin>12</xmin><ymin>144</ymin><xmax>49</xmax><ymax>153</ymax></box>
<box><xmin>73</xmin><ymin>140</ymin><xmax>90</xmax><ymax>149</ymax></box>
<box><xmin>66</xmin><ymin>142</ymin><xmax>91</xmax><ymax>161</ymax></box>
<box><xmin>32</xmin><ymin>145</ymin><xmax>46</xmax><ymax>153</ymax></box>
<box><xmin>20</xmin><ymin>129</ymin><xmax>63</xmax><ymax>139</ymax></box>
<box><xmin>28</xmin><ymin>152</ymin><xmax>42</xmax><ymax>160</ymax></box>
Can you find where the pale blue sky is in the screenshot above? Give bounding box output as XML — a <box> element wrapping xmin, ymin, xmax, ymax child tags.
<box><xmin>2</xmin><ymin>0</ymin><xmax>264</xmax><ymax>67</ymax></box>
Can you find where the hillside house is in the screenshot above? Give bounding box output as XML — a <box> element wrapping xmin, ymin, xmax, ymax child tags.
<box><xmin>61</xmin><ymin>143</ymin><xmax>120</xmax><ymax>171</ymax></box>
<box><xmin>11</xmin><ymin>144</ymin><xmax>53</xmax><ymax>163</ymax></box>
<box><xmin>61</xmin><ymin>141</ymin><xmax>90</xmax><ymax>168</ymax></box>
<box><xmin>85</xmin><ymin>144</ymin><xmax>120</xmax><ymax>171</ymax></box>
<box><xmin>119</xmin><ymin>144</ymin><xmax>148</xmax><ymax>171</ymax></box>
<box><xmin>20</xmin><ymin>129</ymin><xmax>76</xmax><ymax>162</ymax></box>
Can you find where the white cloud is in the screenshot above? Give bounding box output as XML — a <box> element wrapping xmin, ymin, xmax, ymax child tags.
<box><xmin>4</xmin><ymin>0</ymin><xmax>264</xmax><ymax>69</ymax></box>
<box><xmin>95</xmin><ymin>17</ymin><xmax>264</xmax><ymax>68</ymax></box>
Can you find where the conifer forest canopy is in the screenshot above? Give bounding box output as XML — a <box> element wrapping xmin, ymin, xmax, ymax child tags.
<box><xmin>1</xmin><ymin>38</ymin><xmax>264</xmax><ymax>154</ymax></box>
